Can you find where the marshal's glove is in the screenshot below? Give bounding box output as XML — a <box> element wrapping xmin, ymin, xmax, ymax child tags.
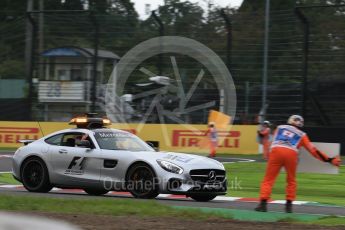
<box><xmin>328</xmin><ymin>156</ymin><xmax>341</xmax><ymax>167</ymax></box>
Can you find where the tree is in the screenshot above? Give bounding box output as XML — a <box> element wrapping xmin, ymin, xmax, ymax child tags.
<box><xmin>240</xmin><ymin>0</ymin><xmax>295</xmax><ymax>12</ymax></box>
<box><xmin>0</xmin><ymin>0</ymin><xmax>26</xmax><ymax>21</ymax></box>
<box><xmin>45</xmin><ymin>0</ymin><xmax>64</xmax><ymax>10</ymax></box>
<box><xmin>88</xmin><ymin>0</ymin><xmax>110</xmax><ymax>13</ymax></box>
<box><xmin>153</xmin><ymin>0</ymin><xmax>204</xmax><ymax>37</ymax></box>
<box><xmin>63</xmin><ymin>0</ymin><xmax>84</xmax><ymax>10</ymax></box>
<box><xmin>109</xmin><ymin>0</ymin><xmax>138</xmax><ymax>18</ymax></box>
<box><xmin>0</xmin><ymin>60</ymin><xmax>25</xmax><ymax>79</ymax></box>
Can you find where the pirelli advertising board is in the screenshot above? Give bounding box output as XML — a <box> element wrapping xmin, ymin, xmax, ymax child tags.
<box><xmin>0</xmin><ymin>122</ymin><xmax>258</xmax><ymax>154</ymax></box>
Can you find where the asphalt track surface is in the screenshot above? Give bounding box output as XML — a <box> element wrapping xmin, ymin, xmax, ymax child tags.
<box><xmin>0</xmin><ymin>153</ymin><xmax>12</xmax><ymax>172</ymax></box>
<box><xmin>1</xmin><ymin>151</ymin><xmax>345</xmax><ymax>217</ymax></box>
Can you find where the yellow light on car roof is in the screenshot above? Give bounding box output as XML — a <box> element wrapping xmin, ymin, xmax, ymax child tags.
<box><xmin>69</xmin><ymin>117</ymin><xmax>88</xmax><ymax>124</ymax></box>
<box><xmin>76</xmin><ymin>117</ymin><xmax>88</xmax><ymax>123</ymax></box>
<box><xmin>69</xmin><ymin>115</ymin><xmax>112</xmax><ymax>128</ymax></box>
<box><xmin>103</xmin><ymin>118</ymin><xmax>111</xmax><ymax>125</ymax></box>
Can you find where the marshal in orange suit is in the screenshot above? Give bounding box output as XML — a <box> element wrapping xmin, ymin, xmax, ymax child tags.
<box><xmin>257</xmin><ymin>121</ymin><xmax>271</xmax><ymax>160</ymax></box>
<box><xmin>255</xmin><ymin>115</ymin><xmax>341</xmax><ymax>213</ymax></box>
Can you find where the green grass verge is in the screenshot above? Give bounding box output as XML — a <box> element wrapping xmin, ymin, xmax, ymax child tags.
<box><xmin>226</xmin><ymin>162</ymin><xmax>345</xmax><ymax>206</ymax></box>
<box><xmin>0</xmin><ymin>173</ymin><xmax>20</xmax><ymax>185</ymax></box>
<box><xmin>174</xmin><ymin>206</ymin><xmax>320</xmax><ymax>222</ymax></box>
<box><xmin>0</xmin><ymin>147</ymin><xmax>16</xmax><ymax>151</ymax></box>
<box><xmin>174</xmin><ymin>206</ymin><xmax>345</xmax><ymax>226</ymax></box>
<box><xmin>0</xmin><ymin>195</ymin><xmax>211</xmax><ymax>220</ymax></box>
<box><xmin>312</xmin><ymin>216</ymin><xmax>345</xmax><ymax>226</ymax></box>
<box><xmin>0</xmin><ymin>195</ymin><xmax>343</xmax><ymax>226</ymax></box>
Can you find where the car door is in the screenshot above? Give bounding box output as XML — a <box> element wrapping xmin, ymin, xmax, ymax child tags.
<box><xmin>99</xmin><ymin>149</ymin><xmax>129</xmax><ymax>190</ymax></box>
<box><xmin>48</xmin><ymin>132</ymin><xmax>102</xmax><ymax>187</ymax></box>
<box><xmin>98</xmin><ymin>133</ymin><xmax>145</xmax><ymax>190</ymax></box>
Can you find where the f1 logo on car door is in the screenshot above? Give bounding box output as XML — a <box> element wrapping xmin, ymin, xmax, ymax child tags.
<box><xmin>65</xmin><ymin>157</ymin><xmax>88</xmax><ymax>175</ymax></box>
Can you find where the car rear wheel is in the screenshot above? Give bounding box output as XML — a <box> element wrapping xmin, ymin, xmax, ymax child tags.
<box><xmin>190</xmin><ymin>194</ymin><xmax>217</xmax><ymax>202</ymax></box>
<box><xmin>21</xmin><ymin>157</ymin><xmax>52</xmax><ymax>193</ymax></box>
<box><xmin>84</xmin><ymin>188</ymin><xmax>109</xmax><ymax>196</ymax></box>
<box><xmin>126</xmin><ymin>163</ymin><xmax>159</xmax><ymax>199</ymax></box>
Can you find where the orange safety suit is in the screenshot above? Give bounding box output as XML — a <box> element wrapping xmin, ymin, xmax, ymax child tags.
<box><xmin>205</xmin><ymin>127</ymin><xmax>218</xmax><ymax>157</ymax></box>
<box><xmin>258</xmin><ymin>127</ymin><xmax>271</xmax><ymax>160</ymax></box>
<box><xmin>259</xmin><ymin>124</ymin><xmax>335</xmax><ymax>201</ymax></box>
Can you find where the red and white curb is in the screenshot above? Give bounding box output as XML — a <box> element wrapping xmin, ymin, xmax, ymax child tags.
<box><xmin>0</xmin><ymin>184</ymin><xmax>313</xmax><ymax>205</ymax></box>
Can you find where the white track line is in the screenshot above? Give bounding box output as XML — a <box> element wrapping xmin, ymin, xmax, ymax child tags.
<box><xmin>0</xmin><ymin>185</ymin><xmax>23</xmax><ymax>188</ymax></box>
<box><xmin>0</xmin><ymin>155</ymin><xmax>13</xmax><ymax>158</ymax></box>
<box><xmin>221</xmin><ymin>158</ymin><xmax>256</xmax><ymax>164</ymax></box>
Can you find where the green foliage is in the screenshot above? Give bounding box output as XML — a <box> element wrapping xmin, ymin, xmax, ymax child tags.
<box><xmin>0</xmin><ymin>0</ymin><xmax>344</xmax><ymax>85</ymax></box>
<box><xmin>240</xmin><ymin>0</ymin><xmax>295</xmax><ymax>12</ymax></box>
<box><xmin>156</xmin><ymin>0</ymin><xmax>204</xmax><ymax>37</ymax></box>
<box><xmin>63</xmin><ymin>0</ymin><xmax>84</xmax><ymax>10</ymax></box>
<box><xmin>88</xmin><ymin>0</ymin><xmax>111</xmax><ymax>13</ymax></box>
<box><xmin>0</xmin><ymin>60</ymin><xmax>25</xmax><ymax>79</ymax></box>
<box><xmin>0</xmin><ymin>1</ymin><xmax>26</xmax><ymax>21</ymax></box>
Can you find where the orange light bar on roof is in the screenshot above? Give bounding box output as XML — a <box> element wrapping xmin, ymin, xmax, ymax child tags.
<box><xmin>69</xmin><ymin>117</ymin><xmax>88</xmax><ymax>124</ymax></box>
<box><xmin>75</xmin><ymin>117</ymin><xmax>88</xmax><ymax>123</ymax></box>
<box><xmin>69</xmin><ymin>115</ymin><xmax>112</xmax><ymax>128</ymax></box>
<box><xmin>102</xmin><ymin>118</ymin><xmax>111</xmax><ymax>125</ymax></box>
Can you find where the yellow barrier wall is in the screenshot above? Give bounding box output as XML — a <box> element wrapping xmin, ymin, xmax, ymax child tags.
<box><xmin>0</xmin><ymin>122</ymin><xmax>258</xmax><ymax>154</ymax></box>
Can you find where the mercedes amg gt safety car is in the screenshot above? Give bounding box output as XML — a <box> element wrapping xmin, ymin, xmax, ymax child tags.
<box><xmin>12</xmin><ymin>115</ymin><xmax>227</xmax><ymax>201</ymax></box>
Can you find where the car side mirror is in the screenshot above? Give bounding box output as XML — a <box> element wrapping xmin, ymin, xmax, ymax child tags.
<box><xmin>146</xmin><ymin>141</ymin><xmax>159</xmax><ymax>152</ymax></box>
<box><xmin>146</xmin><ymin>141</ymin><xmax>154</xmax><ymax>148</ymax></box>
<box><xmin>76</xmin><ymin>140</ymin><xmax>92</xmax><ymax>148</ymax></box>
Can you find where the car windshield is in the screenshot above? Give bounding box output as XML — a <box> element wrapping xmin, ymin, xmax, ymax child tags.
<box><xmin>94</xmin><ymin>130</ymin><xmax>154</xmax><ymax>151</ymax></box>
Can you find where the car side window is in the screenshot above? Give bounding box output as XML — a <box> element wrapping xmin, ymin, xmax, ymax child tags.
<box><xmin>61</xmin><ymin>132</ymin><xmax>94</xmax><ymax>148</ymax></box>
<box><xmin>45</xmin><ymin>134</ymin><xmax>63</xmax><ymax>146</ymax></box>
<box><xmin>61</xmin><ymin>133</ymin><xmax>79</xmax><ymax>147</ymax></box>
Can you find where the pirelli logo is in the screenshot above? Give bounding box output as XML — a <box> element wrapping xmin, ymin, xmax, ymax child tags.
<box><xmin>172</xmin><ymin>130</ymin><xmax>240</xmax><ymax>148</ymax></box>
<box><xmin>0</xmin><ymin>127</ymin><xmax>39</xmax><ymax>144</ymax></box>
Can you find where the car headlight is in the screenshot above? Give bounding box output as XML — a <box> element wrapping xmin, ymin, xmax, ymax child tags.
<box><xmin>157</xmin><ymin>160</ymin><xmax>183</xmax><ymax>174</ymax></box>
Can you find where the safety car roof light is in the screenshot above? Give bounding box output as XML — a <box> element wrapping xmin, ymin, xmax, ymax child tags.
<box><xmin>69</xmin><ymin>113</ymin><xmax>112</xmax><ymax>129</ymax></box>
<box><xmin>102</xmin><ymin>118</ymin><xmax>111</xmax><ymax>125</ymax></box>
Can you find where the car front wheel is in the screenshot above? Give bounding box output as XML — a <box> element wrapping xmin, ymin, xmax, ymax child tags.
<box><xmin>21</xmin><ymin>157</ymin><xmax>52</xmax><ymax>193</ymax></box>
<box><xmin>190</xmin><ymin>194</ymin><xmax>217</xmax><ymax>202</ymax></box>
<box><xmin>126</xmin><ymin>163</ymin><xmax>159</xmax><ymax>199</ymax></box>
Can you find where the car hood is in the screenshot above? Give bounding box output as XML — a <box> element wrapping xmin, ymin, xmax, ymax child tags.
<box><xmin>131</xmin><ymin>151</ymin><xmax>225</xmax><ymax>170</ymax></box>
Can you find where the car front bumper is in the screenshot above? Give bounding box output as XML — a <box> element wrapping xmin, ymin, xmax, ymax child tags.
<box><xmin>158</xmin><ymin>168</ymin><xmax>227</xmax><ymax>195</ymax></box>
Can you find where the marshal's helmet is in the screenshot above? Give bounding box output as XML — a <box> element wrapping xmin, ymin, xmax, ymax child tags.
<box><xmin>287</xmin><ymin>115</ymin><xmax>304</xmax><ymax>128</ymax></box>
<box><xmin>263</xmin><ymin>120</ymin><xmax>270</xmax><ymax>126</ymax></box>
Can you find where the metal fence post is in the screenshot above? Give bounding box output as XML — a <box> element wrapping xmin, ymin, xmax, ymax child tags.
<box><xmin>26</xmin><ymin>12</ymin><xmax>36</xmax><ymax>120</ymax></box>
<box><xmin>220</xmin><ymin>9</ymin><xmax>232</xmax><ymax>72</ymax></box>
<box><xmin>90</xmin><ymin>12</ymin><xmax>99</xmax><ymax>113</ymax></box>
<box><xmin>261</xmin><ymin>0</ymin><xmax>270</xmax><ymax>122</ymax></box>
<box><xmin>295</xmin><ymin>8</ymin><xmax>309</xmax><ymax>118</ymax></box>
<box><xmin>151</xmin><ymin>10</ymin><xmax>164</xmax><ymax>75</ymax></box>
